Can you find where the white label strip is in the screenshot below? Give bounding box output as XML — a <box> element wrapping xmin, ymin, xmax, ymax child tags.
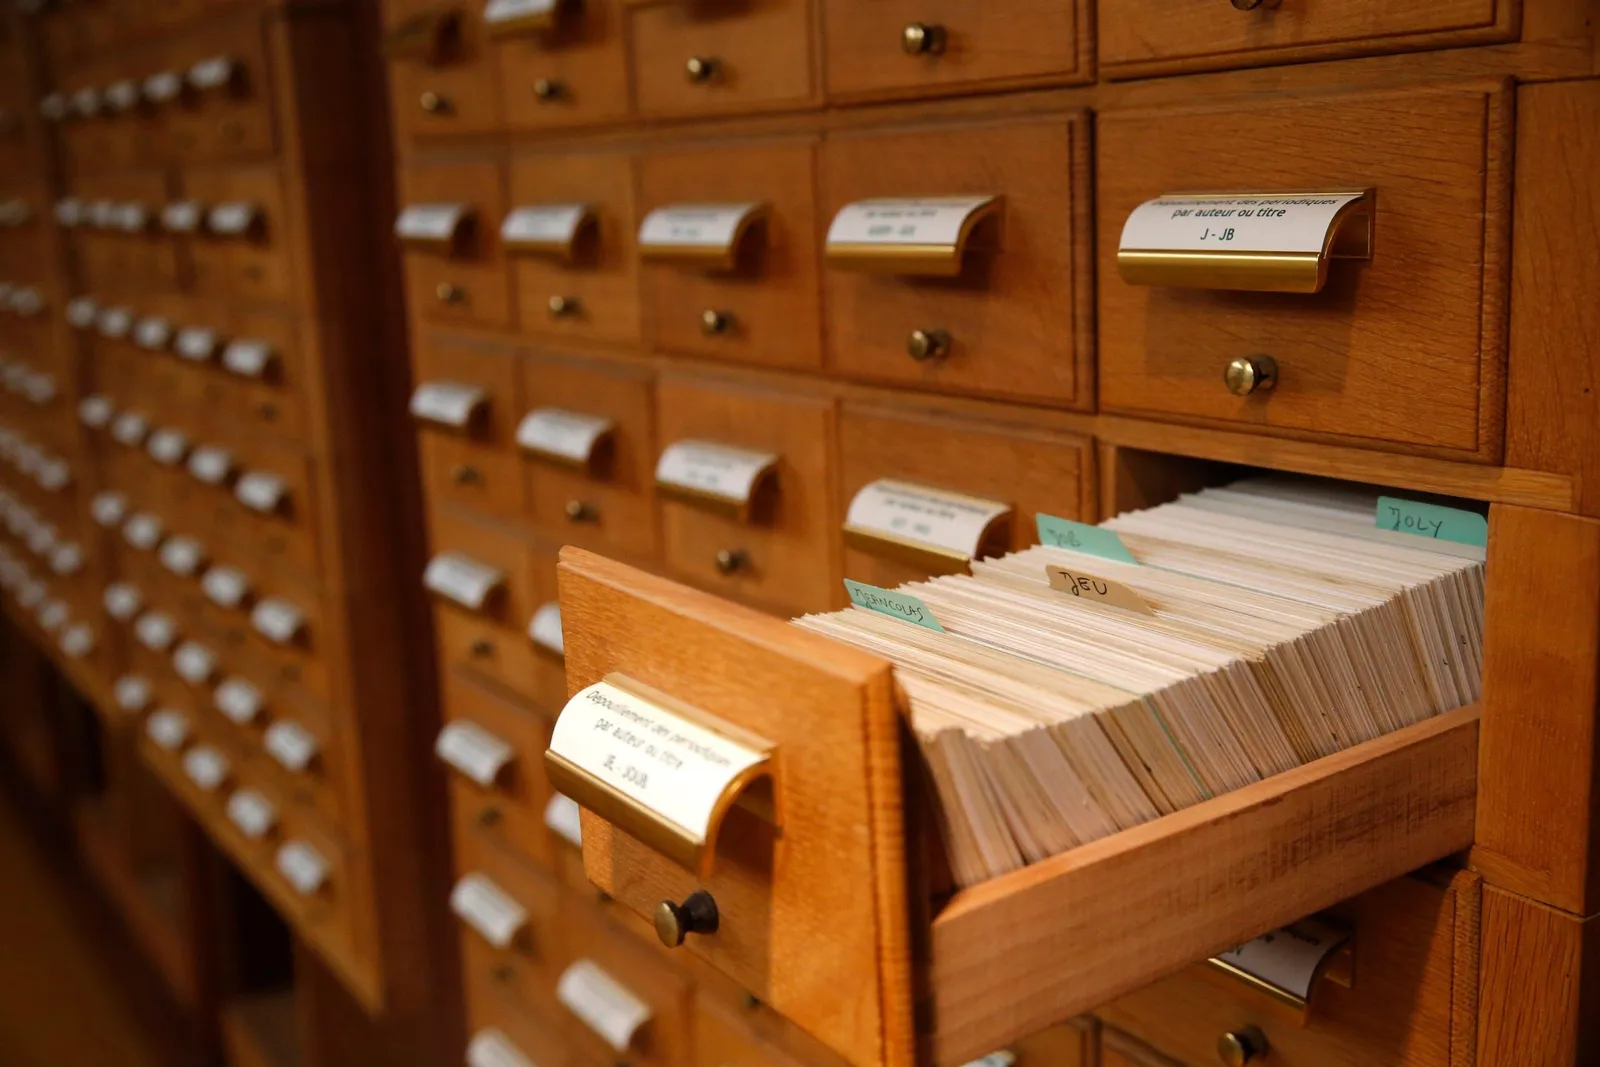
<box><xmin>123</xmin><ymin>513</ymin><xmax>164</xmax><ymax>550</ymax></box>
<box><xmin>515</xmin><ymin>407</ymin><xmax>613</xmax><ymax>464</ymax></box>
<box><xmin>410</xmin><ymin>380</ymin><xmax>486</xmax><ymax>429</ymax></box>
<box><xmin>39</xmin><ymin>93</ymin><xmax>68</xmax><ymax>120</ymax></box>
<box><xmin>423</xmin><ymin>553</ymin><xmax>504</xmax><ymax>611</ymax></box>
<box><xmin>134</xmin><ymin>611</ymin><xmax>178</xmax><ymax>652</ymax></box>
<box><xmin>35</xmin><ymin>458</ymin><xmax>70</xmax><ymax>492</ymax></box>
<box><xmin>556</xmin><ymin>960</ymin><xmax>652</xmax><ymax>1052</ymax></box>
<box><xmin>466</xmin><ymin>1028</ymin><xmax>535</xmax><ymax>1067</ymax></box>
<box><xmin>145</xmin><ymin>708</ymin><xmax>189</xmax><ymax>750</ymax></box>
<box><xmin>26</xmin><ymin>523</ymin><xmax>56</xmax><ymax>555</ymax></box>
<box><xmin>25</xmin><ymin>373</ymin><xmax>57</xmax><ymax>405</ymax></box>
<box><xmin>49</xmin><ymin>543</ymin><xmax>83</xmax><ymax>576</ymax></box>
<box><xmin>66</xmin><ymin>296</ymin><xmax>99</xmax><ymax>328</ymax></box>
<box><xmin>222</xmin><ymin>339</ymin><xmax>274</xmax><ymax>377</ymax></box>
<box><xmin>207</xmin><ymin>202</ymin><xmax>258</xmax><ymax>235</ymax></box>
<box><xmin>159</xmin><ymin>537</ymin><xmax>205</xmax><ymax>576</ymax></box>
<box><xmin>202</xmin><ymin>566</ymin><xmax>251</xmax><ymax>609</ymax></box>
<box><xmin>9</xmin><ymin>288</ymin><xmax>43</xmax><ymax>316</ymax></box>
<box><xmin>251</xmin><ymin>598</ymin><xmax>305</xmax><ymax>645</ymax></box>
<box><xmin>55</xmin><ymin>198</ymin><xmax>84</xmax><ymax>227</ymax></box>
<box><xmin>135</xmin><ymin>316</ymin><xmax>172</xmax><ymax>351</ymax></box>
<box><xmin>188</xmin><ymin>56</ymin><xmax>237</xmax><ymax>90</ymax></box>
<box><xmin>215</xmin><ymin>677</ymin><xmax>264</xmax><ymax>724</ymax></box>
<box><xmin>17</xmin><ymin>581</ymin><xmax>46</xmax><ymax>609</ymax></box>
<box><xmin>98</xmin><ymin>306</ymin><xmax>134</xmax><ymax>338</ymax></box>
<box><xmin>1119</xmin><ymin>192</ymin><xmax>1368</xmax><ymax>256</ymax></box>
<box><xmin>435</xmin><ymin>721</ymin><xmax>514</xmax><ymax>788</ymax></box>
<box><xmin>105</xmin><ymin>80</ymin><xmax>141</xmax><ymax>111</ymax></box>
<box><xmin>485</xmin><ymin>0</ymin><xmax>558</xmax><ymax>23</ymax></box>
<box><xmin>176</xmin><ymin>327</ymin><xmax>219</xmax><ymax>361</ymax></box>
<box><xmin>1213</xmin><ymin>918</ymin><xmax>1349</xmax><ymax>1002</ymax></box>
<box><xmin>89</xmin><ymin>201</ymin><xmax>117</xmax><ymax>228</ymax></box>
<box><xmin>845</xmin><ymin>479</ymin><xmax>1010</xmax><ymax>560</ymax></box>
<box><xmin>655</xmin><ymin>439</ymin><xmax>777</xmax><ymax>506</ymax></box>
<box><xmin>115</xmin><ymin>675</ymin><xmax>153</xmax><ymax>713</ymax></box>
<box><xmin>276</xmin><ymin>841</ymin><xmax>329</xmax><ymax>896</ymax></box>
<box><xmin>826</xmin><ymin>195</ymin><xmax>997</xmax><ymax>249</ymax></box>
<box><xmin>550</xmin><ymin>680</ymin><xmax>769</xmax><ymax>847</ymax></box>
<box><xmin>173</xmin><ymin>641</ymin><xmax>217</xmax><ymax>685</ymax></box>
<box><xmin>265</xmin><ymin>720</ymin><xmax>318</xmax><ymax>771</ymax></box>
<box><xmin>235</xmin><ymin>471</ymin><xmax>287</xmax><ymax>513</ymax></box>
<box><xmin>500</xmin><ymin>203</ymin><xmax>588</xmax><ymax>246</ymax></box>
<box><xmin>182</xmin><ymin>745</ymin><xmax>230</xmax><ymax>792</ymax></box>
<box><xmin>188</xmin><ymin>446</ymin><xmax>234</xmax><ymax>485</ymax></box>
<box><xmin>395</xmin><ymin>203</ymin><xmax>467</xmax><ymax>242</ymax></box>
<box><xmin>544</xmin><ymin>793</ymin><xmax>582</xmax><ymax>847</ymax></box>
<box><xmin>72</xmin><ymin>86</ymin><xmax>102</xmax><ymax>116</ymax></box>
<box><xmin>59</xmin><ymin>623</ymin><xmax>95</xmax><ymax>659</ymax></box>
<box><xmin>103</xmin><ymin>582</ymin><xmax>143</xmax><ymax>621</ymax></box>
<box><xmin>162</xmin><ymin>200</ymin><xmax>203</xmax><ymax>233</ymax></box>
<box><xmin>227</xmin><ymin>790</ymin><xmax>278</xmax><ymax>840</ymax></box>
<box><xmin>91</xmin><ymin>492</ymin><xmax>128</xmax><ymax>528</ymax></box>
<box><xmin>528</xmin><ymin>601</ymin><xmax>563</xmax><ymax>656</ymax></box>
<box><xmin>111</xmin><ymin>411</ymin><xmax>149</xmax><ymax>446</ymax></box>
<box><xmin>115</xmin><ymin>202</ymin><xmax>150</xmax><ymax>233</ymax></box>
<box><xmin>450</xmin><ymin>873</ymin><xmax>528</xmax><ymax>949</ymax></box>
<box><xmin>78</xmin><ymin>395</ymin><xmax>113</xmax><ymax>427</ymax></box>
<box><xmin>37</xmin><ymin>599</ymin><xmax>69</xmax><ymax>632</ymax></box>
<box><xmin>147</xmin><ymin>428</ymin><xmax>189</xmax><ymax>465</ymax></box>
<box><xmin>143</xmin><ymin>71</ymin><xmax>183</xmax><ymax>103</ymax></box>
<box><xmin>638</xmin><ymin>202</ymin><xmax>762</xmax><ymax>252</ymax></box>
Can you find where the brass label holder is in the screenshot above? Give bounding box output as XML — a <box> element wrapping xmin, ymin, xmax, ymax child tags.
<box><xmin>842</xmin><ymin>478</ymin><xmax>1011</xmax><ymax>576</ymax></box>
<box><xmin>826</xmin><ymin>195</ymin><xmax>1002</xmax><ymax>277</ymax></box>
<box><xmin>544</xmin><ymin>674</ymin><xmax>778</xmax><ymax>878</ymax></box>
<box><xmin>395</xmin><ymin>203</ymin><xmax>474</xmax><ymax>254</ymax></box>
<box><xmin>654</xmin><ymin>439</ymin><xmax>779</xmax><ymax>523</ymax></box>
<box><xmin>1117</xmin><ymin>190</ymin><xmax>1374</xmax><ymax>294</ymax></box>
<box><xmin>637</xmin><ymin>202</ymin><xmax>770</xmax><ymax>272</ymax></box>
<box><xmin>485</xmin><ymin>0</ymin><xmax>564</xmax><ymax>37</ymax></box>
<box><xmin>516</xmin><ymin>407</ymin><xmax>616</xmax><ymax>472</ymax></box>
<box><xmin>382</xmin><ymin>5</ymin><xmax>462</xmax><ymax>62</ymax></box>
<box><xmin>500</xmin><ymin>203</ymin><xmax>596</xmax><ymax>261</ymax></box>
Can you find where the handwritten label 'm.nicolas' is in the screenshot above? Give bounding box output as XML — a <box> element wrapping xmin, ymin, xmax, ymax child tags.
<box><xmin>844</xmin><ymin>579</ymin><xmax>945</xmax><ymax>632</ymax></box>
<box><xmin>1036</xmin><ymin>513</ymin><xmax>1139</xmax><ymax>565</ymax></box>
<box><xmin>549</xmin><ymin>680</ymin><xmax>768</xmax><ymax>843</ymax></box>
<box><xmin>1045</xmin><ymin>564</ymin><xmax>1154</xmax><ymax>615</ymax></box>
<box><xmin>1376</xmin><ymin>496</ymin><xmax>1488</xmax><ymax>548</ymax></box>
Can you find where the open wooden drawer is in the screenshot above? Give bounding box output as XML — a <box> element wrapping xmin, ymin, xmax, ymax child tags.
<box><xmin>552</xmin><ymin>548</ymin><xmax>1478</xmax><ymax>1067</ymax></box>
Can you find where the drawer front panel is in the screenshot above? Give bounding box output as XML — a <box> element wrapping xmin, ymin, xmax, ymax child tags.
<box><xmin>508</xmin><ymin>149</ymin><xmax>640</xmax><ymax>347</ymax></box>
<box><xmin>426</xmin><ymin>506</ymin><xmax>541</xmax><ymax>699</ymax></box>
<box><xmin>821</xmin><ymin>114</ymin><xmax>1091</xmax><ymax>407</ymax></box>
<box><xmin>441</xmin><ymin>667</ymin><xmax>557</xmax><ymax>869</ymax></box>
<box><xmin>452</xmin><ymin>827</ymin><xmax>565</xmax><ymax>988</ymax></box>
<box><xmin>386</xmin><ymin>0</ymin><xmax>503</xmax><ymax>137</ymax></box>
<box><xmin>824</xmin><ymin>0</ymin><xmax>1090</xmax><ymax>100</ymax></box>
<box><xmin>838</xmin><ymin>403</ymin><xmax>1093</xmax><ymax>589</ymax></box>
<box><xmin>519</xmin><ymin>353</ymin><xmax>657</xmax><ymax>563</ymax></box>
<box><xmin>181</xmin><ymin>164</ymin><xmax>293</xmax><ymax>304</ymax></box>
<box><xmin>165</xmin><ymin>11</ymin><xmax>280</xmax><ymax>162</ymax></box>
<box><xmin>655</xmin><ymin>375</ymin><xmax>837</xmax><ymax>616</ymax></box>
<box><xmin>400</xmin><ymin>157</ymin><xmax>514</xmax><ymax>330</ymax></box>
<box><xmin>498</xmin><ymin>0</ymin><xmax>630</xmax><ymax>131</ymax></box>
<box><xmin>1097</xmin><ymin>85</ymin><xmax>1509</xmax><ymax>459</ymax></box>
<box><xmin>639</xmin><ymin>140</ymin><xmax>822</xmax><ymax>370</ymax></box>
<box><xmin>415</xmin><ymin>339</ymin><xmax>525</xmax><ymax>521</ymax></box>
<box><xmin>630</xmin><ymin>0</ymin><xmax>814</xmax><ymax>119</ymax></box>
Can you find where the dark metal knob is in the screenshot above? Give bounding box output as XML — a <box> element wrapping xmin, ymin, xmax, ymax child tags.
<box><xmin>419</xmin><ymin>90</ymin><xmax>452</xmax><ymax>113</ymax></box>
<box><xmin>436</xmin><ymin>282</ymin><xmax>465</xmax><ymax>304</ymax></box>
<box><xmin>548</xmin><ymin>294</ymin><xmax>581</xmax><ymax>317</ymax></box>
<box><xmin>532</xmin><ymin>77</ymin><xmax>566</xmax><ymax>101</ymax></box>
<box><xmin>655</xmin><ymin>890</ymin><xmax>719</xmax><ymax>947</ymax></box>
<box><xmin>1230</xmin><ymin>0</ymin><xmax>1281</xmax><ymax>9</ymax></box>
<box><xmin>469</xmin><ymin>638</ymin><xmax>494</xmax><ymax>658</ymax></box>
<box><xmin>715</xmin><ymin>548</ymin><xmax>747</xmax><ymax>575</ymax></box>
<box><xmin>1224</xmin><ymin>355</ymin><xmax>1278</xmax><ymax>396</ymax></box>
<box><xmin>1217</xmin><ymin>1025</ymin><xmax>1269</xmax><ymax>1066</ymax></box>
<box><xmin>901</xmin><ymin>22</ymin><xmax>947</xmax><ymax>55</ymax></box>
<box><xmin>451</xmin><ymin>464</ymin><xmax>481</xmax><ymax>485</ymax></box>
<box><xmin>907</xmin><ymin>328</ymin><xmax>950</xmax><ymax>361</ymax></box>
<box><xmin>565</xmin><ymin>499</ymin><xmax>597</xmax><ymax>523</ymax></box>
<box><xmin>685</xmin><ymin>56</ymin><xmax>719</xmax><ymax>83</ymax></box>
<box><xmin>700</xmin><ymin>308</ymin><xmax>733</xmax><ymax>335</ymax></box>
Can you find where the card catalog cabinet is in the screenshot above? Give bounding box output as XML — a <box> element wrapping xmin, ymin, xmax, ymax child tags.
<box><xmin>3</xmin><ymin>4</ymin><xmax>454</xmax><ymax>1065</ymax></box>
<box><xmin>376</xmin><ymin>2</ymin><xmax>1600</xmax><ymax>1066</ymax></box>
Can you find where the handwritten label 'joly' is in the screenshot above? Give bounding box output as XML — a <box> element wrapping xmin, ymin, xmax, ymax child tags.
<box><xmin>844</xmin><ymin>579</ymin><xmax>945</xmax><ymax>632</ymax></box>
<box><xmin>1376</xmin><ymin>496</ymin><xmax>1488</xmax><ymax>548</ymax></box>
<box><xmin>1045</xmin><ymin>564</ymin><xmax>1154</xmax><ymax>615</ymax></box>
<box><xmin>1036</xmin><ymin>513</ymin><xmax>1139</xmax><ymax>565</ymax></box>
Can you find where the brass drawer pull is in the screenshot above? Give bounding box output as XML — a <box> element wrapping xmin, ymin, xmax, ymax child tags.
<box><xmin>532</xmin><ymin>77</ymin><xmax>565</xmax><ymax>101</ymax></box>
<box><xmin>655</xmin><ymin>890</ymin><xmax>719</xmax><ymax>947</ymax></box>
<box><xmin>1217</xmin><ymin>1025</ymin><xmax>1269</xmax><ymax>1066</ymax></box>
<box><xmin>450</xmin><ymin>464</ymin><xmax>481</xmax><ymax>485</ymax></box>
<box><xmin>565</xmin><ymin>499</ymin><xmax>598</xmax><ymax>523</ymax></box>
<box><xmin>700</xmin><ymin>308</ymin><xmax>733</xmax><ymax>336</ymax></box>
<box><xmin>436</xmin><ymin>282</ymin><xmax>465</xmax><ymax>304</ymax></box>
<box><xmin>901</xmin><ymin>22</ymin><xmax>946</xmax><ymax>55</ymax></box>
<box><xmin>1230</xmin><ymin>0</ymin><xmax>1281</xmax><ymax>8</ymax></box>
<box><xmin>1224</xmin><ymin>356</ymin><xmax>1277</xmax><ymax>396</ymax></box>
<box><xmin>548</xmin><ymin>294</ymin><xmax>581</xmax><ymax>317</ymax></box>
<box><xmin>715</xmin><ymin>548</ymin><xmax>747</xmax><ymax>575</ymax></box>
<box><xmin>907</xmin><ymin>328</ymin><xmax>950</xmax><ymax>361</ymax></box>
<box><xmin>684</xmin><ymin>56</ymin><xmax>720</xmax><ymax>83</ymax></box>
<box><xmin>419</xmin><ymin>90</ymin><xmax>452</xmax><ymax>114</ymax></box>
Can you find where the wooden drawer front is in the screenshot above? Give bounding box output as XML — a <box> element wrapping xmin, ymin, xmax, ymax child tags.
<box><xmin>254</xmin><ymin>696</ymin><xmax>346</xmax><ymax>829</ymax></box>
<box><xmin>400</xmin><ymin>157</ymin><xmax>514</xmax><ymax>330</ymax></box>
<box><xmin>414</xmin><ymin>339</ymin><xmax>524</xmax><ymax>521</ymax></box>
<box><xmin>453</xmin><ymin>828</ymin><xmax>566</xmax><ymax>989</ymax></box>
<box><xmin>166</xmin><ymin>11</ymin><xmax>279</xmax><ymax>162</ymax></box>
<box><xmin>519</xmin><ymin>353</ymin><xmax>657</xmax><ymax>563</ymax></box>
<box><xmin>508</xmin><ymin>150</ymin><xmax>640</xmax><ymax>346</ymax></box>
<box><xmin>1101</xmin><ymin>1</ymin><xmax>1516</xmax><ymax>78</ymax></box>
<box><xmin>193</xmin><ymin>310</ymin><xmax>307</xmax><ymax>443</ymax></box>
<box><xmin>1099</xmin><ymin>876</ymin><xmax>1465</xmax><ymax>1067</ymax></box>
<box><xmin>1097</xmin><ymin>85</ymin><xmax>1510</xmax><ymax>459</ymax></box>
<box><xmin>824</xmin><ymin>0</ymin><xmax>1091</xmax><ymax>101</ymax></box>
<box><xmin>655</xmin><ymin>376</ymin><xmax>837</xmax><ymax>616</ymax></box>
<box><xmin>639</xmin><ymin>141</ymin><xmax>822</xmax><ymax>370</ymax></box>
<box><xmin>553</xmin><ymin>907</ymin><xmax>692</xmax><ymax>1067</ymax></box>
<box><xmin>441</xmin><ymin>667</ymin><xmax>557</xmax><ymax>869</ymax></box>
<box><xmin>629</xmin><ymin>0</ymin><xmax>814</xmax><ymax>119</ymax></box>
<box><xmin>498</xmin><ymin>0</ymin><xmax>630</xmax><ymax>132</ymax></box>
<box><xmin>180</xmin><ymin>165</ymin><xmax>293</xmax><ymax>304</ymax></box>
<box><xmin>387</xmin><ymin>0</ymin><xmax>503</xmax><ymax>138</ymax></box>
<box><xmin>696</xmin><ymin>998</ymin><xmax>810</xmax><ymax>1067</ymax></box>
<box><xmin>821</xmin><ymin>114</ymin><xmax>1091</xmax><ymax>407</ymax></box>
<box><xmin>427</xmin><ymin>507</ymin><xmax>541</xmax><ymax>700</ymax></box>
<box><xmin>837</xmin><ymin>403</ymin><xmax>1093</xmax><ymax>590</ymax></box>
<box><xmin>269</xmin><ymin>802</ymin><xmax>358</xmax><ymax>962</ymax></box>
<box><xmin>462</xmin><ymin>952</ymin><xmax>575</xmax><ymax>1067</ymax></box>
<box><xmin>242</xmin><ymin>570</ymin><xmax>330</xmax><ymax>709</ymax></box>
<box><xmin>212</xmin><ymin>441</ymin><xmax>321</xmax><ymax>579</ymax></box>
<box><xmin>72</xmin><ymin>173</ymin><xmax>176</xmax><ymax>290</ymax></box>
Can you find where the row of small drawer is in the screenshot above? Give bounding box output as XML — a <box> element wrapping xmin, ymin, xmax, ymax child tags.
<box><xmin>31</xmin><ymin>0</ymin><xmax>253</xmax><ymax>68</ymax></box>
<box><xmin>382</xmin><ymin>0</ymin><xmax>1513</xmax><ymax>138</ymax></box>
<box><xmin>398</xmin><ymin>81</ymin><xmax>1507</xmax><ymax>458</ymax></box>
<box><xmin>0</xmin><ymin>419</ymin><xmax>76</xmax><ymax>500</ymax></box>
<box><xmin>38</xmin><ymin>9</ymin><xmax>277</xmax><ymax>171</ymax></box>
<box><xmin>0</xmin><ymin>537</ymin><xmax>98</xmax><ymax>664</ymax></box>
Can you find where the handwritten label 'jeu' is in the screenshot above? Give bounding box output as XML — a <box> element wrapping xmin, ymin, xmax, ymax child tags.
<box><xmin>1036</xmin><ymin>514</ymin><xmax>1139</xmax><ymax>565</ymax></box>
<box><xmin>844</xmin><ymin>579</ymin><xmax>945</xmax><ymax>631</ymax></box>
<box><xmin>1376</xmin><ymin>496</ymin><xmax>1488</xmax><ymax>548</ymax></box>
<box><xmin>1045</xmin><ymin>565</ymin><xmax>1154</xmax><ymax>615</ymax></box>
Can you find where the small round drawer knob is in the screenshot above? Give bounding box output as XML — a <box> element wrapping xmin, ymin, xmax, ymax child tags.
<box><xmin>1217</xmin><ymin>1025</ymin><xmax>1269</xmax><ymax>1066</ymax></box>
<box><xmin>1223</xmin><ymin>355</ymin><xmax>1278</xmax><ymax>396</ymax></box>
<box><xmin>565</xmin><ymin>499</ymin><xmax>597</xmax><ymax>523</ymax></box>
<box><xmin>1230</xmin><ymin>0</ymin><xmax>1281</xmax><ymax>8</ymax></box>
<box><xmin>532</xmin><ymin>77</ymin><xmax>565</xmax><ymax>101</ymax></box>
<box><xmin>700</xmin><ymin>308</ymin><xmax>733</xmax><ymax>336</ymax></box>
<box><xmin>655</xmin><ymin>890</ymin><xmax>719</xmax><ymax>947</ymax></box>
<box><xmin>419</xmin><ymin>90</ymin><xmax>452</xmax><ymax>114</ymax></box>
<box><xmin>436</xmin><ymin>282</ymin><xmax>465</xmax><ymax>304</ymax></box>
<box><xmin>907</xmin><ymin>328</ymin><xmax>950</xmax><ymax>361</ymax></box>
<box><xmin>469</xmin><ymin>638</ymin><xmax>494</xmax><ymax>658</ymax></box>
<box><xmin>451</xmin><ymin>464</ymin><xmax>481</xmax><ymax>485</ymax></box>
<box><xmin>548</xmin><ymin>294</ymin><xmax>580</xmax><ymax>317</ymax></box>
<box><xmin>715</xmin><ymin>548</ymin><xmax>747</xmax><ymax>575</ymax></box>
<box><xmin>901</xmin><ymin>22</ymin><xmax>947</xmax><ymax>55</ymax></box>
<box><xmin>685</xmin><ymin>56</ymin><xmax>719</xmax><ymax>83</ymax></box>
